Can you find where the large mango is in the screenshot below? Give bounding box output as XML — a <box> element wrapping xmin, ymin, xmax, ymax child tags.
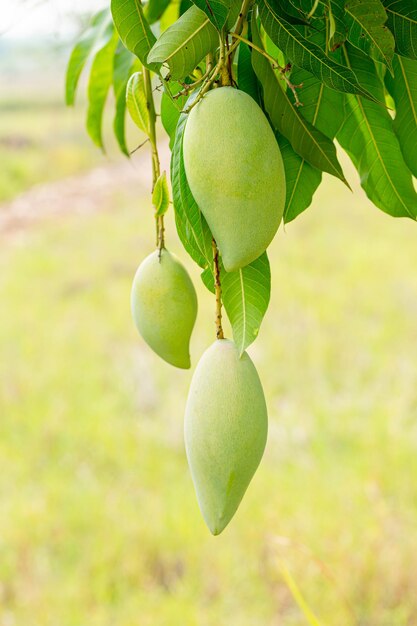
<box><xmin>184</xmin><ymin>339</ymin><xmax>268</xmax><ymax>534</ymax></box>
<box><xmin>131</xmin><ymin>249</ymin><xmax>197</xmax><ymax>369</ymax></box>
<box><xmin>183</xmin><ymin>87</ymin><xmax>285</xmax><ymax>272</ymax></box>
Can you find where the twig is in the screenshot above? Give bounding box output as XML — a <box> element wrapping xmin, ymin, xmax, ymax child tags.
<box><xmin>130</xmin><ymin>138</ymin><xmax>150</xmax><ymax>155</ymax></box>
<box><xmin>212</xmin><ymin>239</ymin><xmax>224</xmax><ymax>340</ymax></box>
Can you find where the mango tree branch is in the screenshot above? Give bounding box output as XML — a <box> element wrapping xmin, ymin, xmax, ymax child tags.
<box><xmin>143</xmin><ymin>66</ymin><xmax>165</xmax><ymax>252</ymax></box>
<box><xmin>212</xmin><ymin>239</ymin><xmax>224</xmax><ymax>340</ymax></box>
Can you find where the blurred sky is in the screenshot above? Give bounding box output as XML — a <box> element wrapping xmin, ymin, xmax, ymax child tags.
<box><xmin>2</xmin><ymin>0</ymin><xmax>106</xmax><ymax>40</ymax></box>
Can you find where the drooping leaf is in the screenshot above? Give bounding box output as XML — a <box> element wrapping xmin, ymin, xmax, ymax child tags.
<box><xmin>258</xmin><ymin>0</ymin><xmax>376</xmax><ymax>99</ymax></box>
<box><xmin>328</xmin><ymin>0</ymin><xmax>348</xmax><ymax>50</ymax></box>
<box><xmin>200</xmin><ymin>266</ymin><xmax>215</xmax><ymax>293</ymax></box>
<box><xmin>126</xmin><ymin>71</ymin><xmax>150</xmax><ymax>134</ymax></box>
<box><xmin>221</xmin><ymin>252</ymin><xmax>271</xmax><ymax>355</ymax></box>
<box><xmin>278</xmin><ymin>61</ymin><xmax>345</xmax><ymax>221</ymax></box>
<box><xmin>66</xmin><ymin>9</ymin><xmax>112</xmax><ymax>106</ymax></box>
<box><xmin>147</xmin><ymin>5</ymin><xmax>219</xmax><ymax>80</ymax></box>
<box><xmin>171</xmin><ymin>100</ymin><xmax>213</xmax><ymax>268</ymax></box>
<box><xmin>153</xmin><ymin>171</ymin><xmax>170</xmax><ymax>216</ymax></box>
<box><xmin>278</xmin><ymin>136</ymin><xmax>322</xmax><ymax>223</ymax></box>
<box><xmin>161</xmin><ymin>84</ymin><xmax>187</xmax><ymax>149</ymax></box>
<box><xmin>345</xmin><ymin>0</ymin><xmax>395</xmax><ymax>70</ymax></box>
<box><xmin>111</xmin><ymin>0</ymin><xmax>159</xmax><ymax>71</ymax></box>
<box><xmin>237</xmin><ymin>42</ymin><xmax>262</xmax><ymax>104</ymax></box>
<box><xmin>251</xmin><ymin>17</ymin><xmax>347</xmax><ymax>184</ymax></box>
<box><xmin>383</xmin><ymin>0</ymin><xmax>417</xmax><ymax>60</ymax></box>
<box><xmin>145</xmin><ymin>0</ymin><xmax>171</xmax><ymax>24</ymax></box>
<box><xmin>337</xmin><ymin>44</ymin><xmax>417</xmax><ymax>219</ymax></box>
<box><xmin>190</xmin><ymin>0</ymin><xmax>231</xmax><ymax>30</ymax></box>
<box><xmin>113</xmin><ymin>43</ymin><xmax>136</xmax><ymax>156</ymax></box>
<box><xmin>385</xmin><ymin>54</ymin><xmax>417</xmax><ymax>177</ymax></box>
<box><xmin>86</xmin><ymin>24</ymin><xmax>119</xmax><ymax>150</ymax></box>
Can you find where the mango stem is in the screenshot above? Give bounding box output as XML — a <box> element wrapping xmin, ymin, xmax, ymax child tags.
<box><xmin>212</xmin><ymin>239</ymin><xmax>224</xmax><ymax>340</ymax></box>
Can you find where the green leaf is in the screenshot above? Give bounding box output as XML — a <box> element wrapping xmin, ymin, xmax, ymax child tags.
<box><xmin>277</xmin><ymin>59</ymin><xmax>345</xmax><ymax>221</ymax></box>
<box><xmin>190</xmin><ymin>0</ymin><xmax>231</xmax><ymax>30</ymax></box>
<box><xmin>337</xmin><ymin>44</ymin><xmax>417</xmax><ymax>219</ymax></box>
<box><xmin>251</xmin><ymin>17</ymin><xmax>347</xmax><ymax>184</ymax></box>
<box><xmin>113</xmin><ymin>43</ymin><xmax>136</xmax><ymax>156</ymax></box>
<box><xmin>221</xmin><ymin>253</ymin><xmax>271</xmax><ymax>355</ymax></box>
<box><xmin>66</xmin><ymin>9</ymin><xmax>112</xmax><ymax>106</ymax></box>
<box><xmin>161</xmin><ymin>84</ymin><xmax>188</xmax><ymax>149</ymax></box>
<box><xmin>278</xmin><ymin>136</ymin><xmax>322</xmax><ymax>223</ymax></box>
<box><xmin>153</xmin><ymin>171</ymin><xmax>170</xmax><ymax>216</ymax></box>
<box><xmin>86</xmin><ymin>24</ymin><xmax>119</xmax><ymax>150</ymax></box>
<box><xmin>126</xmin><ymin>71</ymin><xmax>150</xmax><ymax>133</ymax></box>
<box><xmin>111</xmin><ymin>0</ymin><xmax>159</xmax><ymax>71</ymax></box>
<box><xmin>145</xmin><ymin>0</ymin><xmax>171</xmax><ymax>24</ymax></box>
<box><xmin>345</xmin><ymin>0</ymin><xmax>395</xmax><ymax>70</ymax></box>
<box><xmin>147</xmin><ymin>5</ymin><xmax>219</xmax><ymax>80</ymax></box>
<box><xmin>200</xmin><ymin>266</ymin><xmax>215</xmax><ymax>292</ymax></box>
<box><xmin>171</xmin><ymin>100</ymin><xmax>213</xmax><ymax>268</ymax></box>
<box><xmin>385</xmin><ymin>54</ymin><xmax>417</xmax><ymax>177</ymax></box>
<box><xmin>383</xmin><ymin>0</ymin><xmax>417</xmax><ymax>60</ymax></box>
<box><xmin>328</xmin><ymin>0</ymin><xmax>348</xmax><ymax>50</ymax></box>
<box><xmin>258</xmin><ymin>0</ymin><xmax>376</xmax><ymax>99</ymax></box>
<box><xmin>237</xmin><ymin>42</ymin><xmax>262</xmax><ymax>104</ymax></box>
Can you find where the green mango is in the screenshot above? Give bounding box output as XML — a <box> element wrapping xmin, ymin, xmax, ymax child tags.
<box><xmin>184</xmin><ymin>339</ymin><xmax>268</xmax><ymax>534</ymax></box>
<box><xmin>131</xmin><ymin>249</ymin><xmax>197</xmax><ymax>369</ymax></box>
<box><xmin>183</xmin><ymin>87</ymin><xmax>285</xmax><ymax>272</ymax></box>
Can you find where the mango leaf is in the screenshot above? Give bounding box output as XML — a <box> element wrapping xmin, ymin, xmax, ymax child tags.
<box><xmin>200</xmin><ymin>266</ymin><xmax>215</xmax><ymax>293</ymax></box>
<box><xmin>148</xmin><ymin>5</ymin><xmax>219</xmax><ymax>80</ymax></box>
<box><xmin>345</xmin><ymin>0</ymin><xmax>395</xmax><ymax>70</ymax></box>
<box><xmin>153</xmin><ymin>171</ymin><xmax>170</xmax><ymax>216</ymax></box>
<box><xmin>237</xmin><ymin>42</ymin><xmax>262</xmax><ymax>104</ymax></box>
<box><xmin>278</xmin><ymin>136</ymin><xmax>322</xmax><ymax>223</ymax></box>
<box><xmin>145</xmin><ymin>0</ymin><xmax>171</xmax><ymax>24</ymax></box>
<box><xmin>383</xmin><ymin>0</ymin><xmax>417</xmax><ymax>60</ymax></box>
<box><xmin>66</xmin><ymin>9</ymin><xmax>112</xmax><ymax>106</ymax></box>
<box><xmin>190</xmin><ymin>0</ymin><xmax>231</xmax><ymax>30</ymax></box>
<box><xmin>279</xmin><ymin>63</ymin><xmax>345</xmax><ymax>221</ymax></box>
<box><xmin>113</xmin><ymin>43</ymin><xmax>136</xmax><ymax>156</ymax></box>
<box><xmin>258</xmin><ymin>0</ymin><xmax>375</xmax><ymax>99</ymax></box>
<box><xmin>337</xmin><ymin>44</ymin><xmax>417</xmax><ymax>219</ymax></box>
<box><xmin>86</xmin><ymin>25</ymin><xmax>119</xmax><ymax>150</ymax></box>
<box><xmin>385</xmin><ymin>54</ymin><xmax>417</xmax><ymax>177</ymax></box>
<box><xmin>328</xmin><ymin>0</ymin><xmax>348</xmax><ymax>50</ymax></box>
<box><xmin>171</xmin><ymin>100</ymin><xmax>213</xmax><ymax>268</ymax></box>
<box><xmin>161</xmin><ymin>85</ymin><xmax>187</xmax><ymax>149</ymax></box>
<box><xmin>251</xmin><ymin>17</ymin><xmax>347</xmax><ymax>184</ymax></box>
<box><xmin>111</xmin><ymin>0</ymin><xmax>159</xmax><ymax>71</ymax></box>
<box><xmin>126</xmin><ymin>71</ymin><xmax>150</xmax><ymax>133</ymax></box>
<box><xmin>221</xmin><ymin>253</ymin><xmax>271</xmax><ymax>355</ymax></box>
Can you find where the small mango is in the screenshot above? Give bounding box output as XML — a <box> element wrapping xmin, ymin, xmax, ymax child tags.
<box><xmin>131</xmin><ymin>249</ymin><xmax>197</xmax><ymax>369</ymax></box>
<box><xmin>183</xmin><ymin>87</ymin><xmax>285</xmax><ymax>272</ymax></box>
<box><xmin>184</xmin><ymin>339</ymin><xmax>268</xmax><ymax>534</ymax></box>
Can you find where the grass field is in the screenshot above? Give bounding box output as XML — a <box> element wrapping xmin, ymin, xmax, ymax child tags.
<box><xmin>1</xmin><ymin>88</ymin><xmax>417</xmax><ymax>625</ymax></box>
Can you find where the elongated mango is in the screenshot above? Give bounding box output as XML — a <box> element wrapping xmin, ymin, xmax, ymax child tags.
<box><xmin>184</xmin><ymin>339</ymin><xmax>268</xmax><ymax>534</ymax></box>
<box><xmin>183</xmin><ymin>87</ymin><xmax>285</xmax><ymax>272</ymax></box>
<box><xmin>131</xmin><ymin>249</ymin><xmax>197</xmax><ymax>369</ymax></box>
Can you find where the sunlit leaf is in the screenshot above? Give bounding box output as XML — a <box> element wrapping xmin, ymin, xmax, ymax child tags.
<box><xmin>337</xmin><ymin>44</ymin><xmax>417</xmax><ymax>219</ymax></box>
<box><xmin>190</xmin><ymin>0</ymin><xmax>231</xmax><ymax>30</ymax></box>
<box><xmin>113</xmin><ymin>43</ymin><xmax>136</xmax><ymax>156</ymax></box>
<box><xmin>221</xmin><ymin>252</ymin><xmax>271</xmax><ymax>355</ymax></box>
<box><xmin>111</xmin><ymin>0</ymin><xmax>159</xmax><ymax>71</ymax></box>
<box><xmin>148</xmin><ymin>5</ymin><xmax>219</xmax><ymax>80</ymax></box>
<box><xmin>126</xmin><ymin>71</ymin><xmax>150</xmax><ymax>134</ymax></box>
<box><xmin>145</xmin><ymin>0</ymin><xmax>171</xmax><ymax>24</ymax></box>
<box><xmin>66</xmin><ymin>9</ymin><xmax>112</xmax><ymax>106</ymax></box>
<box><xmin>153</xmin><ymin>171</ymin><xmax>170</xmax><ymax>216</ymax></box>
<box><xmin>385</xmin><ymin>54</ymin><xmax>417</xmax><ymax>177</ymax></box>
<box><xmin>86</xmin><ymin>24</ymin><xmax>119</xmax><ymax>150</ymax></box>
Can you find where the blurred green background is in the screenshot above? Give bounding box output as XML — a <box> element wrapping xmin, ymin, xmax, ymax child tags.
<box><xmin>1</xmin><ymin>3</ymin><xmax>417</xmax><ymax>625</ymax></box>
